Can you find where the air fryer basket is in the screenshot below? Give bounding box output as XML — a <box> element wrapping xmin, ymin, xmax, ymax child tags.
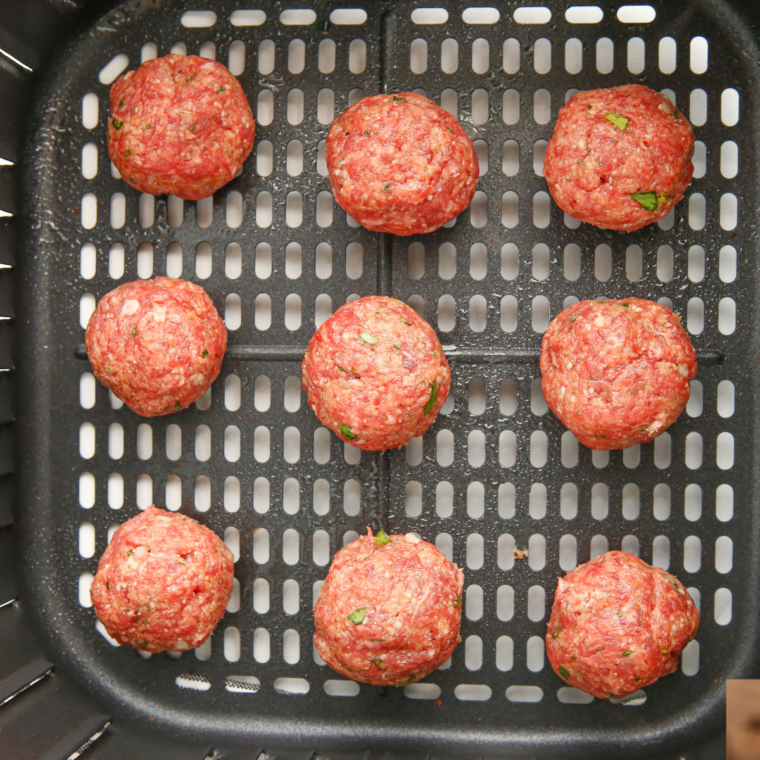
<box><xmin>4</xmin><ymin>0</ymin><xmax>757</xmax><ymax>757</ymax></box>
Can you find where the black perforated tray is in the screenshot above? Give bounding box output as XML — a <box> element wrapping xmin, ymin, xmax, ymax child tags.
<box><xmin>12</xmin><ymin>0</ymin><xmax>759</xmax><ymax>757</ymax></box>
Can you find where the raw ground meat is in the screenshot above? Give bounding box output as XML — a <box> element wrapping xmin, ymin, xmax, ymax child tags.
<box><xmin>85</xmin><ymin>277</ymin><xmax>227</xmax><ymax>417</ymax></box>
<box><xmin>313</xmin><ymin>528</ymin><xmax>464</xmax><ymax>686</ymax></box>
<box><xmin>540</xmin><ymin>298</ymin><xmax>697</xmax><ymax>450</ymax></box>
<box><xmin>90</xmin><ymin>506</ymin><xmax>234</xmax><ymax>653</ymax></box>
<box><xmin>544</xmin><ymin>85</ymin><xmax>694</xmax><ymax>231</ymax></box>
<box><xmin>301</xmin><ymin>295</ymin><xmax>451</xmax><ymax>450</ymax></box>
<box><xmin>108</xmin><ymin>54</ymin><xmax>255</xmax><ymax>200</ymax></box>
<box><xmin>326</xmin><ymin>92</ymin><xmax>478</xmax><ymax>235</ymax></box>
<box><xmin>546</xmin><ymin>551</ymin><xmax>699</xmax><ymax>699</ymax></box>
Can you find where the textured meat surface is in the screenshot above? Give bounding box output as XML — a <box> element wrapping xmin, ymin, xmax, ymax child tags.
<box><xmin>108</xmin><ymin>54</ymin><xmax>255</xmax><ymax>201</ymax></box>
<box><xmin>540</xmin><ymin>298</ymin><xmax>696</xmax><ymax>450</ymax></box>
<box><xmin>314</xmin><ymin>528</ymin><xmax>464</xmax><ymax>685</ymax></box>
<box><xmin>302</xmin><ymin>296</ymin><xmax>450</xmax><ymax>450</ymax></box>
<box><xmin>90</xmin><ymin>506</ymin><xmax>234</xmax><ymax>652</ymax></box>
<box><xmin>544</xmin><ymin>85</ymin><xmax>694</xmax><ymax>231</ymax></box>
<box><xmin>546</xmin><ymin>551</ymin><xmax>699</xmax><ymax>699</ymax></box>
<box><xmin>85</xmin><ymin>277</ymin><xmax>227</xmax><ymax>417</ymax></box>
<box><xmin>326</xmin><ymin>93</ymin><xmax>478</xmax><ymax>235</ymax></box>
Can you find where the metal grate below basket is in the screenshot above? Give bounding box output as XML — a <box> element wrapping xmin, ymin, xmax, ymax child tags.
<box><xmin>14</xmin><ymin>0</ymin><xmax>759</xmax><ymax>756</ymax></box>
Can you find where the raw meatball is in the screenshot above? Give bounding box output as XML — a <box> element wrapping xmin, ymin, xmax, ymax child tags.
<box><xmin>326</xmin><ymin>92</ymin><xmax>478</xmax><ymax>235</ymax></box>
<box><xmin>544</xmin><ymin>85</ymin><xmax>694</xmax><ymax>231</ymax></box>
<box><xmin>108</xmin><ymin>54</ymin><xmax>255</xmax><ymax>200</ymax></box>
<box><xmin>540</xmin><ymin>298</ymin><xmax>696</xmax><ymax>450</ymax></box>
<box><xmin>546</xmin><ymin>551</ymin><xmax>699</xmax><ymax>699</ymax></box>
<box><xmin>90</xmin><ymin>506</ymin><xmax>234</xmax><ymax>653</ymax></box>
<box><xmin>85</xmin><ymin>277</ymin><xmax>227</xmax><ymax>417</ymax></box>
<box><xmin>314</xmin><ymin>528</ymin><xmax>464</xmax><ymax>686</ymax></box>
<box><xmin>302</xmin><ymin>295</ymin><xmax>450</xmax><ymax>450</ymax></box>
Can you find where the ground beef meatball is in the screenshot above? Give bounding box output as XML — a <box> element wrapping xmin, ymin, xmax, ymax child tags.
<box><xmin>302</xmin><ymin>295</ymin><xmax>450</xmax><ymax>450</ymax></box>
<box><xmin>85</xmin><ymin>277</ymin><xmax>227</xmax><ymax>417</ymax></box>
<box><xmin>546</xmin><ymin>551</ymin><xmax>699</xmax><ymax>699</ymax></box>
<box><xmin>325</xmin><ymin>93</ymin><xmax>478</xmax><ymax>235</ymax></box>
<box><xmin>108</xmin><ymin>54</ymin><xmax>255</xmax><ymax>200</ymax></box>
<box><xmin>314</xmin><ymin>528</ymin><xmax>464</xmax><ymax>686</ymax></box>
<box><xmin>90</xmin><ymin>506</ymin><xmax>234</xmax><ymax>653</ymax></box>
<box><xmin>540</xmin><ymin>298</ymin><xmax>696</xmax><ymax>450</ymax></box>
<box><xmin>544</xmin><ymin>85</ymin><xmax>694</xmax><ymax>231</ymax></box>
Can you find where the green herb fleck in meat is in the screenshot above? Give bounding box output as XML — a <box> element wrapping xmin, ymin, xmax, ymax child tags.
<box><xmin>365</xmin><ymin>129</ymin><xmax>370</xmax><ymax>137</ymax></box>
<box><xmin>392</xmin><ymin>96</ymin><xmax>406</xmax><ymax>103</ymax></box>
<box><xmin>203</xmin><ymin>349</ymin><xmax>208</xmax><ymax>357</ymax></box>
<box><xmin>118</xmin><ymin>99</ymin><xmax>124</xmax><ymax>107</ymax></box>
<box><xmin>398</xmin><ymin>673</ymin><xmax>417</xmax><ymax>687</ymax></box>
<box><xmin>424</xmin><ymin>381</ymin><xmax>437</xmax><ymax>416</ymax></box>
<box><xmin>127</xmin><ymin>550</ymin><xmax>134</xmax><ymax>556</ymax></box>
<box><xmin>577</xmin><ymin>159</ymin><xmax>584</xmax><ymax>165</ymax></box>
<box><xmin>347</xmin><ymin>607</ymin><xmax>367</xmax><ymax>625</ymax></box>
<box><xmin>394</xmin><ymin>344</ymin><xmax>400</xmax><ymax>350</ymax></box>
<box><xmin>401</xmin><ymin>318</ymin><xmax>412</xmax><ymax>325</ymax></box>
<box><xmin>453</xmin><ymin>595</ymin><xmax>462</xmax><ymax>607</ymax></box>
<box><xmin>360</xmin><ymin>332</ymin><xmax>378</xmax><ymax>345</ymax></box>
<box><xmin>605</xmin><ymin>113</ymin><xmax>629</xmax><ymax>130</ymax></box>
<box><xmin>186</xmin><ymin>75</ymin><xmax>195</xmax><ymax>82</ymax></box>
<box><xmin>660</xmin><ymin>647</ymin><xmax>669</xmax><ymax>655</ymax></box>
<box><xmin>124</xmin><ymin>149</ymin><xmax>131</xmax><ymax>158</ymax></box>
<box><xmin>106</xmin><ymin>579</ymin><xmax>110</xmax><ymax>590</ymax></box>
<box><xmin>446</xmin><ymin>126</ymin><xmax>452</xmax><ymax>132</ymax></box>
<box><xmin>587</xmin><ymin>104</ymin><xmax>592</xmax><ymax>109</ymax></box>
<box><xmin>384</xmin><ymin>182</ymin><xmax>390</xmax><ymax>191</ymax></box>
<box><xmin>375</xmin><ymin>529</ymin><xmax>391</xmax><ymax>546</ymax></box>
<box><xmin>174</xmin><ymin>401</ymin><xmax>181</xmax><ymax>411</ymax></box>
<box><xmin>132</xmin><ymin>326</ymin><xmax>137</xmax><ymax>337</ymax></box>
<box><xmin>112</xmin><ymin>119</ymin><xmax>123</xmax><ymax>129</ymax></box>
<box><xmin>622</xmin><ymin>651</ymin><xmax>631</xmax><ymax>657</ymax></box>
<box><xmin>147</xmin><ymin>123</ymin><xmax>152</xmax><ymax>129</ymax></box>
<box><xmin>558</xmin><ymin>665</ymin><xmax>570</xmax><ymax>679</ymax></box>
<box><xmin>370</xmin><ymin>638</ymin><xmax>385</xmax><ymax>642</ymax></box>
<box><xmin>551</xmin><ymin>629</ymin><xmax>559</xmax><ymax>639</ymax></box>
<box><xmin>616</xmin><ymin>611</ymin><xmax>622</xmax><ymax>617</ymax></box>
<box><xmin>217</xmin><ymin>86</ymin><xmax>226</xmax><ymax>93</ymax></box>
<box><xmin>370</xmin><ymin>657</ymin><xmax>383</xmax><ymax>669</ymax></box>
<box><xmin>189</xmin><ymin>125</ymin><xmax>196</xmax><ymax>132</ymax></box>
<box><xmin>340</xmin><ymin>424</ymin><xmax>356</xmax><ymax>439</ymax></box>
<box><xmin>629</xmin><ymin>192</ymin><xmax>660</xmax><ymax>211</ymax></box>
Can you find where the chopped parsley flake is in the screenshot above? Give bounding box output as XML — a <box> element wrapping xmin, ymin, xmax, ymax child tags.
<box><xmin>127</xmin><ymin>550</ymin><xmax>134</xmax><ymax>556</ymax></box>
<box><xmin>106</xmin><ymin>579</ymin><xmax>110</xmax><ymax>589</ymax></box>
<box><xmin>401</xmin><ymin>318</ymin><xmax>412</xmax><ymax>326</ymax></box>
<box><xmin>392</xmin><ymin>96</ymin><xmax>406</xmax><ymax>103</ymax></box>
<box><xmin>622</xmin><ymin>651</ymin><xmax>631</xmax><ymax>657</ymax></box>
<box><xmin>384</xmin><ymin>182</ymin><xmax>390</xmax><ymax>191</ymax></box>
<box><xmin>189</xmin><ymin>125</ymin><xmax>196</xmax><ymax>132</ymax></box>
<box><xmin>660</xmin><ymin>647</ymin><xmax>669</xmax><ymax>655</ymax></box>
<box><xmin>616</xmin><ymin>612</ymin><xmax>622</xmax><ymax>617</ymax></box>
<box><xmin>453</xmin><ymin>595</ymin><xmax>462</xmax><ymax>607</ymax></box>
<box><xmin>203</xmin><ymin>349</ymin><xmax>208</xmax><ymax>357</ymax></box>
<box><xmin>112</xmin><ymin>119</ymin><xmax>123</xmax><ymax>129</ymax></box>
<box><xmin>622</xmin><ymin>302</ymin><xmax>630</xmax><ymax>307</ymax></box>
<box><xmin>370</xmin><ymin>657</ymin><xmax>383</xmax><ymax>669</ymax></box>
<box><xmin>118</xmin><ymin>99</ymin><xmax>124</xmax><ymax>107</ymax></box>
<box><xmin>174</xmin><ymin>401</ymin><xmax>181</xmax><ymax>411</ymax></box>
<box><xmin>217</xmin><ymin>86</ymin><xmax>225</xmax><ymax>93</ymax></box>
<box><xmin>577</xmin><ymin>159</ymin><xmax>584</xmax><ymax>165</ymax></box>
<box><xmin>186</xmin><ymin>75</ymin><xmax>195</xmax><ymax>82</ymax></box>
<box><xmin>340</xmin><ymin>424</ymin><xmax>356</xmax><ymax>439</ymax></box>
<box><xmin>424</xmin><ymin>381</ymin><xmax>437</xmax><ymax>416</ymax></box>
<box><xmin>394</xmin><ymin>344</ymin><xmax>400</xmax><ymax>350</ymax></box>
<box><xmin>132</xmin><ymin>327</ymin><xmax>137</xmax><ymax>337</ymax></box>
<box><xmin>558</xmin><ymin>666</ymin><xmax>570</xmax><ymax>679</ymax></box>
<box><xmin>446</xmin><ymin>126</ymin><xmax>452</xmax><ymax>132</ymax></box>
<box><xmin>124</xmin><ymin>149</ymin><xmax>131</xmax><ymax>157</ymax></box>
<box><xmin>347</xmin><ymin>607</ymin><xmax>367</xmax><ymax>625</ymax></box>
<box><xmin>398</xmin><ymin>674</ymin><xmax>417</xmax><ymax>687</ymax></box>
<box><xmin>375</xmin><ymin>529</ymin><xmax>391</xmax><ymax>546</ymax></box>
<box><xmin>365</xmin><ymin>129</ymin><xmax>370</xmax><ymax>137</ymax></box>
<box><xmin>605</xmin><ymin>113</ymin><xmax>629</xmax><ymax>130</ymax></box>
<box><xmin>629</xmin><ymin>192</ymin><xmax>660</xmax><ymax>211</ymax></box>
<box><xmin>370</xmin><ymin>638</ymin><xmax>385</xmax><ymax>642</ymax></box>
<box><xmin>360</xmin><ymin>331</ymin><xmax>378</xmax><ymax>345</ymax></box>
<box><xmin>552</xmin><ymin>630</ymin><xmax>559</xmax><ymax>639</ymax></box>
<box><xmin>147</xmin><ymin>124</ymin><xmax>152</xmax><ymax>129</ymax></box>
